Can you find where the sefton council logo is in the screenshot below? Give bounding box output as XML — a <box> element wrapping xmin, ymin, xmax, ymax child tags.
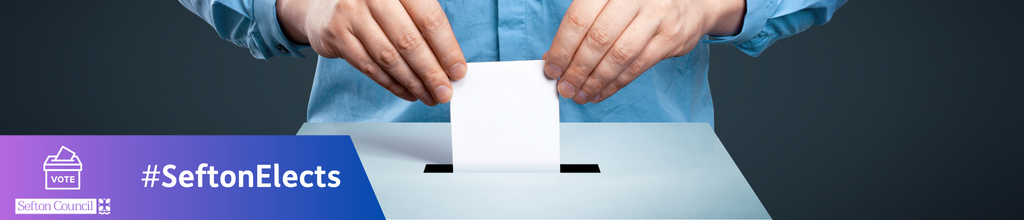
<box><xmin>15</xmin><ymin>146</ymin><xmax>110</xmax><ymax>215</ymax></box>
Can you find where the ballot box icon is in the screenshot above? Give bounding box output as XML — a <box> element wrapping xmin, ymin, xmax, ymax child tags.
<box><xmin>43</xmin><ymin>146</ymin><xmax>82</xmax><ymax>190</ymax></box>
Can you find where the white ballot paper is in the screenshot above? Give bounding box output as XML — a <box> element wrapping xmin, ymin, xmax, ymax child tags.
<box><xmin>450</xmin><ymin>60</ymin><xmax>560</xmax><ymax>173</ymax></box>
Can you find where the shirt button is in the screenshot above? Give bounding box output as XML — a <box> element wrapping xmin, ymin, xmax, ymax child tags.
<box><xmin>277</xmin><ymin>45</ymin><xmax>290</xmax><ymax>54</ymax></box>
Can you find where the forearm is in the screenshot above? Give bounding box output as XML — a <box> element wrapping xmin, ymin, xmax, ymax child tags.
<box><xmin>706</xmin><ymin>0</ymin><xmax>746</xmax><ymax>36</ymax></box>
<box><xmin>276</xmin><ymin>0</ymin><xmax>311</xmax><ymax>44</ymax></box>
<box><xmin>179</xmin><ymin>0</ymin><xmax>308</xmax><ymax>59</ymax></box>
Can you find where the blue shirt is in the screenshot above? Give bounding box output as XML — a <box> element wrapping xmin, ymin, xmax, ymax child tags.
<box><xmin>179</xmin><ymin>0</ymin><xmax>846</xmax><ymax>128</ymax></box>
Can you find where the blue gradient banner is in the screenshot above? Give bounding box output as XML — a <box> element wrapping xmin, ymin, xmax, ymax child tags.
<box><xmin>1</xmin><ymin>136</ymin><xmax>385</xmax><ymax>219</ymax></box>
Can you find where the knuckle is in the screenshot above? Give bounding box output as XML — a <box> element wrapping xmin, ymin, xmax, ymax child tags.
<box><xmin>586</xmin><ymin>26</ymin><xmax>613</xmax><ymax>48</ymax></box>
<box><xmin>547</xmin><ymin>46</ymin><xmax>571</xmax><ymax>63</ymax></box>
<box><xmin>321</xmin><ymin>27</ymin><xmax>340</xmax><ymax>41</ymax></box>
<box><xmin>566</xmin><ymin>64</ymin><xmax>590</xmax><ymax>81</ymax></box>
<box><xmin>591</xmin><ymin>75</ymin><xmax>607</xmax><ymax>87</ymax></box>
<box><xmin>607</xmin><ymin>80</ymin><xmax>623</xmax><ymax>91</ymax></box>
<box><xmin>395</xmin><ymin>31</ymin><xmax>424</xmax><ymax>51</ymax></box>
<box><xmin>566</xmin><ymin>7</ymin><xmax>589</xmax><ymax>30</ymax></box>
<box><xmin>357</xmin><ymin>61</ymin><xmax>377</xmax><ymax>74</ymax></box>
<box><xmin>652</xmin><ymin>0</ymin><xmax>673</xmax><ymax>10</ymax></box>
<box><xmin>584</xmin><ymin>77</ymin><xmax>607</xmax><ymax>91</ymax></box>
<box><xmin>387</xmin><ymin>84</ymin><xmax>405</xmax><ymax>94</ymax></box>
<box><xmin>377</xmin><ymin>47</ymin><xmax>402</xmax><ymax>69</ymax></box>
<box><xmin>422</xmin><ymin>68</ymin><xmax>447</xmax><ymax>80</ymax></box>
<box><xmin>609</xmin><ymin>45</ymin><xmax>635</xmax><ymax>66</ymax></box>
<box><xmin>627</xmin><ymin>58</ymin><xmax>646</xmax><ymax>76</ymax></box>
<box><xmin>403</xmin><ymin>80</ymin><xmax>420</xmax><ymax>91</ymax></box>
<box><xmin>334</xmin><ymin>0</ymin><xmax>357</xmax><ymax>12</ymax></box>
<box><xmin>657</xmin><ymin>31</ymin><xmax>679</xmax><ymax>44</ymax></box>
<box><xmin>441</xmin><ymin>47</ymin><xmax>463</xmax><ymax>66</ymax></box>
<box><xmin>421</xmin><ymin>9</ymin><xmax>446</xmax><ymax>32</ymax></box>
<box><xmin>555</xmin><ymin>46</ymin><xmax>570</xmax><ymax>57</ymax></box>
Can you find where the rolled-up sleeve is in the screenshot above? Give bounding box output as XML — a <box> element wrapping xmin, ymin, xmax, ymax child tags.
<box><xmin>704</xmin><ymin>0</ymin><xmax>848</xmax><ymax>57</ymax></box>
<box><xmin>179</xmin><ymin>0</ymin><xmax>309</xmax><ymax>59</ymax></box>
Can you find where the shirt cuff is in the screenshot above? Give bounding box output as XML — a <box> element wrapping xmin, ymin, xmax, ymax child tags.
<box><xmin>253</xmin><ymin>0</ymin><xmax>309</xmax><ymax>59</ymax></box>
<box><xmin>703</xmin><ymin>0</ymin><xmax>778</xmax><ymax>56</ymax></box>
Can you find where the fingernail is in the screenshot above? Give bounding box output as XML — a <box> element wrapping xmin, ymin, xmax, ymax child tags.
<box><xmin>433</xmin><ymin>85</ymin><xmax>452</xmax><ymax>103</ymax></box>
<box><xmin>589</xmin><ymin>94</ymin><xmax>602</xmax><ymax>103</ymax></box>
<box><xmin>545</xmin><ymin>64</ymin><xmax>563</xmax><ymax>79</ymax></box>
<box><xmin>572</xmin><ymin>90</ymin><xmax>589</xmax><ymax>104</ymax></box>
<box><xmin>420</xmin><ymin>91</ymin><xmax>437</xmax><ymax>106</ymax></box>
<box><xmin>557</xmin><ymin>81</ymin><xmax>576</xmax><ymax>98</ymax></box>
<box><xmin>449</xmin><ymin>63</ymin><xmax>466</xmax><ymax>80</ymax></box>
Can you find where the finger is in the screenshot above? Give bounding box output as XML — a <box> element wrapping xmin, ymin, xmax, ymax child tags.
<box><xmin>334</xmin><ymin>28</ymin><xmax>418</xmax><ymax>101</ymax></box>
<box><xmin>370</xmin><ymin>1</ymin><xmax>453</xmax><ymax>104</ymax></box>
<box><xmin>351</xmin><ymin>15</ymin><xmax>438</xmax><ymax>106</ymax></box>
<box><xmin>544</xmin><ymin>0</ymin><xmax>609</xmax><ymax>81</ymax></box>
<box><xmin>401</xmin><ymin>0</ymin><xmax>467</xmax><ymax>80</ymax></box>
<box><xmin>593</xmin><ymin>33</ymin><xmax>675</xmax><ymax>103</ymax></box>
<box><xmin>580</xmin><ymin>12</ymin><xmax>660</xmax><ymax>103</ymax></box>
<box><xmin>563</xmin><ymin>1</ymin><xmax>640</xmax><ymax>104</ymax></box>
<box><xmin>593</xmin><ymin>14</ymin><xmax>706</xmax><ymax>103</ymax></box>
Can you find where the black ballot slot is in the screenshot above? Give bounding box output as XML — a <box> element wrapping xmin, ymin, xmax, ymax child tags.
<box><xmin>423</xmin><ymin>164</ymin><xmax>600</xmax><ymax>173</ymax></box>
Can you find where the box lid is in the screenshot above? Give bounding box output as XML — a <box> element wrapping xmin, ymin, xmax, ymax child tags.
<box><xmin>43</xmin><ymin>155</ymin><xmax>81</xmax><ymax>171</ymax></box>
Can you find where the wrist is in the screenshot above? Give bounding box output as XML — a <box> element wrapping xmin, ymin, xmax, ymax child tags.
<box><xmin>705</xmin><ymin>0</ymin><xmax>746</xmax><ymax>37</ymax></box>
<box><xmin>276</xmin><ymin>0</ymin><xmax>311</xmax><ymax>44</ymax></box>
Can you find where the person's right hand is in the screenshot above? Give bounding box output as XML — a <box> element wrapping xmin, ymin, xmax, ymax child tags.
<box><xmin>277</xmin><ymin>0</ymin><xmax>467</xmax><ymax>106</ymax></box>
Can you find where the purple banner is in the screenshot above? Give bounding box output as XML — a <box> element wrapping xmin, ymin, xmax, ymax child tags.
<box><xmin>1</xmin><ymin>136</ymin><xmax>385</xmax><ymax>219</ymax></box>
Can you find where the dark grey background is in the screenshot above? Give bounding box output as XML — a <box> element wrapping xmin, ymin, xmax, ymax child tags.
<box><xmin>2</xmin><ymin>0</ymin><xmax>1021</xmax><ymax>219</ymax></box>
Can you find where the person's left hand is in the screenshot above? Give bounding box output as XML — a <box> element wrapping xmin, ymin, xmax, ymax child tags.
<box><xmin>543</xmin><ymin>0</ymin><xmax>745</xmax><ymax>104</ymax></box>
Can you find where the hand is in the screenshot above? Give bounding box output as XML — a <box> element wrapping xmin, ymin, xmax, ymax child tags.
<box><xmin>277</xmin><ymin>0</ymin><xmax>467</xmax><ymax>106</ymax></box>
<box><xmin>543</xmin><ymin>0</ymin><xmax>745</xmax><ymax>104</ymax></box>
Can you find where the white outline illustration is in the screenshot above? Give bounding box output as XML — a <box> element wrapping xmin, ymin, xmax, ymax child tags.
<box><xmin>98</xmin><ymin>198</ymin><xmax>111</xmax><ymax>215</ymax></box>
<box><xmin>43</xmin><ymin>146</ymin><xmax>83</xmax><ymax>190</ymax></box>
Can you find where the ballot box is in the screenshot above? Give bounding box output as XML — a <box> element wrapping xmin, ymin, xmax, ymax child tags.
<box><xmin>43</xmin><ymin>146</ymin><xmax>83</xmax><ymax>190</ymax></box>
<box><xmin>297</xmin><ymin>123</ymin><xmax>771</xmax><ymax>220</ymax></box>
